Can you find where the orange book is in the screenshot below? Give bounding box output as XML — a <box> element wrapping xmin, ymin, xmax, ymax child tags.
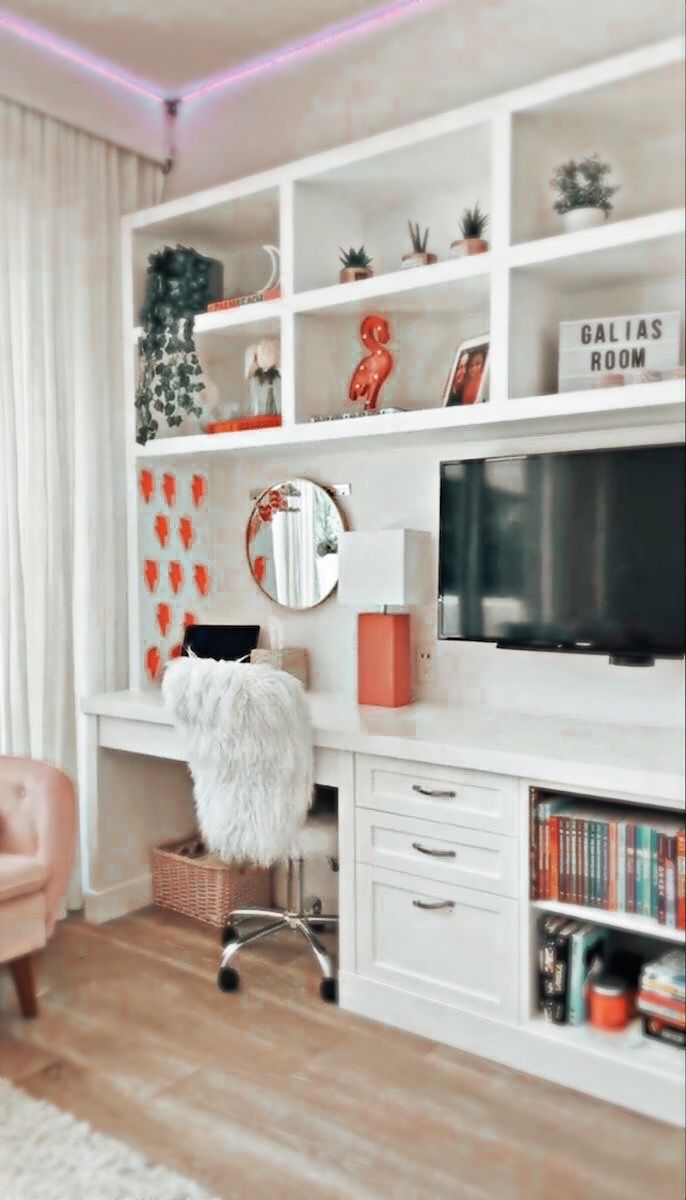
<box><xmin>677</xmin><ymin>829</ymin><xmax>686</xmax><ymax>932</ymax></box>
<box><xmin>549</xmin><ymin>815</ymin><xmax>560</xmax><ymax>900</ymax></box>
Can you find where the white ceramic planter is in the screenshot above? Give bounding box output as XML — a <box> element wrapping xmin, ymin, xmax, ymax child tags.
<box><xmin>561</xmin><ymin>207</ymin><xmax>606</xmax><ymax>232</ymax></box>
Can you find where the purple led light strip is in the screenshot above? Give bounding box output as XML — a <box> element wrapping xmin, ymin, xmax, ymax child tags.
<box><xmin>0</xmin><ymin>0</ymin><xmax>441</xmax><ymax>107</ymax></box>
<box><xmin>0</xmin><ymin>10</ymin><xmax>165</xmax><ymax>101</ymax></box>
<box><xmin>179</xmin><ymin>0</ymin><xmax>441</xmax><ymax>102</ymax></box>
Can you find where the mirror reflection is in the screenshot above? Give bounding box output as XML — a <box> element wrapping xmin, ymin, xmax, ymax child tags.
<box><xmin>246</xmin><ymin>479</ymin><xmax>344</xmax><ymax>609</ymax></box>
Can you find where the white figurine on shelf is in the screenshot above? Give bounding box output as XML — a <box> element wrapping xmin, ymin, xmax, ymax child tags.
<box><xmin>245</xmin><ymin>338</ymin><xmax>281</xmax><ymax>416</ymax></box>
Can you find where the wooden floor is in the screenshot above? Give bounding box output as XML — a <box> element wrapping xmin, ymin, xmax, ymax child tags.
<box><xmin>1</xmin><ymin>910</ymin><xmax>684</xmax><ymax>1200</ymax></box>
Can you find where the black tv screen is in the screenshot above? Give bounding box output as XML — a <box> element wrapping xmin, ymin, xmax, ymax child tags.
<box><xmin>438</xmin><ymin>445</ymin><xmax>685</xmax><ymax>659</ymax></box>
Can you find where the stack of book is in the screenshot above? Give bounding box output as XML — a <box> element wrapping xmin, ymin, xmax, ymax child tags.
<box><xmin>206</xmin><ymin>286</ymin><xmax>281</xmax><ymax>312</ymax></box>
<box><xmin>538</xmin><ymin>914</ymin><xmax>607</xmax><ymax>1025</ymax></box>
<box><xmin>532</xmin><ymin>797</ymin><xmax>686</xmax><ymax>929</ymax></box>
<box><xmin>638</xmin><ymin>949</ymin><xmax>686</xmax><ymax>1048</ymax></box>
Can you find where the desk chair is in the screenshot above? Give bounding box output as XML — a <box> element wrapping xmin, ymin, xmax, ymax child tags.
<box><xmin>0</xmin><ymin>757</ymin><xmax>76</xmax><ymax>1016</ymax></box>
<box><xmin>162</xmin><ymin>657</ymin><xmax>339</xmax><ymax>1002</ymax></box>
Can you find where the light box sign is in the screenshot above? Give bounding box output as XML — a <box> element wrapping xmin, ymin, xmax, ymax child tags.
<box><xmin>558</xmin><ymin>310</ymin><xmax>681</xmax><ymax>393</ymax></box>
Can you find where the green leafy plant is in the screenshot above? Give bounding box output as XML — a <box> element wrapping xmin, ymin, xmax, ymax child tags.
<box><xmin>338</xmin><ymin>245</ymin><xmax>373</xmax><ymax>270</ymax></box>
<box><xmin>459</xmin><ymin>201</ymin><xmax>489</xmax><ymax>240</ymax></box>
<box><xmin>550</xmin><ymin>154</ymin><xmax>618</xmax><ymax>217</ymax></box>
<box><xmin>407</xmin><ymin>221</ymin><xmax>429</xmax><ymax>253</ymax></box>
<box><xmin>135</xmin><ymin>245</ymin><xmax>219</xmax><ymax>444</ymax></box>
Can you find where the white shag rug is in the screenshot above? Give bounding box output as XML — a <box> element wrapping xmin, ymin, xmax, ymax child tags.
<box><xmin>0</xmin><ymin>1078</ymin><xmax>218</xmax><ymax>1200</ymax></box>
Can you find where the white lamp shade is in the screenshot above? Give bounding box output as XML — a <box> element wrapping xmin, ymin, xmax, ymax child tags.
<box><xmin>338</xmin><ymin>529</ymin><xmax>432</xmax><ymax>608</ymax></box>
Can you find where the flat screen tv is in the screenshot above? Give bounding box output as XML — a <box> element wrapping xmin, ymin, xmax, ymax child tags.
<box><xmin>438</xmin><ymin>445</ymin><xmax>685</xmax><ymax>663</ymax></box>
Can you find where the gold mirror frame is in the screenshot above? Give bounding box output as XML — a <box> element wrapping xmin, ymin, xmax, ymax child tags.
<box><xmin>246</xmin><ymin>478</ymin><xmax>345</xmax><ymax>610</ymax></box>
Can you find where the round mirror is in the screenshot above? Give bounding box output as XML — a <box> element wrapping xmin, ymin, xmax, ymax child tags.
<box><xmin>246</xmin><ymin>479</ymin><xmax>344</xmax><ymax>609</ymax></box>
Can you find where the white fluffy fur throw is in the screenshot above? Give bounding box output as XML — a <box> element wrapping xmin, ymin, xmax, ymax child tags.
<box><xmin>162</xmin><ymin>658</ymin><xmax>313</xmax><ymax>867</ymax></box>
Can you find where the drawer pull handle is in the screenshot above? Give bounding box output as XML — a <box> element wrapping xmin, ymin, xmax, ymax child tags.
<box><xmin>412</xmin><ymin>784</ymin><xmax>456</xmax><ymax>799</ymax></box>
<box><xmin>412</xmin><ymin>899</ymin><xmax>455</xmax><ymax>911</ymax></box>
<box><xmin>412</xmin><ymin>842</ymin><xmax>456</xmax><ymax>859</ymax></box>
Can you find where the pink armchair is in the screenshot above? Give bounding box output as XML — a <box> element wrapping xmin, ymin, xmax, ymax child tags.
<box><xmin>0</xmin><ymin>757</ymin><xmax>76</xmax><ymax>1017</ymax></box>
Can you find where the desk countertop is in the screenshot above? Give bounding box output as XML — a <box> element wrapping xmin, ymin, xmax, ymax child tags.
<box><xmin>83</xmin><ymin>690</ymin><xmax>684</xmax><ymax>804</ymax></box>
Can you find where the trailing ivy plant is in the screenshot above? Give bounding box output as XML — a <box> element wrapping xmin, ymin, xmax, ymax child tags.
<box><xmin>135</xmin><ymin>245</ymin><xmax>219</xmax><ymax>444</ymax></box>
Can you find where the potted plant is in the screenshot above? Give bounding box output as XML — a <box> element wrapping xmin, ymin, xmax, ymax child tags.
<box><xmin>245</xmin><ymin>338</ymin><xmax>281</xmax><ymax>416</ymax></box>
<box><xmin>135</xmin><ymin>245</ymin><xmax>223</xmax><ymax>445</ymax></box>
<box><xmin>550</xmin><ymin>154</ymin><xmax>618</xmax><ymax>231</ymax></box>
<box><xmin>401</xmin><ymin>222</ymin><xmax>437</xmax><ymax>269</ymax></box>
<box><xmin>451</xmin><ymin>202</ymin><xmax>489</xmax><ymax>257</ymax></box>
<box><xmin>339</xmin><ymin>245</ymin><xmax>373</xmax><ymax>283</ymax></box>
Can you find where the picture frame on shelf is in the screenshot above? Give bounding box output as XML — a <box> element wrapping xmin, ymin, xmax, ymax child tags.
<box><xmin>442</xmin><ymin>335</ymin><xmax>490</xmax><ymax>407</ymax></box>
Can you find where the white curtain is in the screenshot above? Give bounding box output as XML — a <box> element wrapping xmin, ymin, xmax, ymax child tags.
<box><xmin>0</xmin><ymin>98</ymin><xmax>161</xmax><ymax>900</ymax></box>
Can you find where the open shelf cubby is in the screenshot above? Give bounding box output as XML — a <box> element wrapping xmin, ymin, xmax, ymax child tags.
<box><xmin>511</xmin><ymin>60</ymin><xmax>685</xmax><ymax>245</ymax></box>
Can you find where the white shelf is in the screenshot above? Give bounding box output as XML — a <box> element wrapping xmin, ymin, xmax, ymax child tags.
<box><xmin>526</xmin><ymin>1016</ymin><xmax>685</xmax><ymax>1083</ymax></box>
<box><xmin>293</xmin><ymin>254</ymin><xmax>491</xmax><ymax>314</ymax></box>
<box><xmin>132</xmin><ymin>297</ymin><xmax>283</xmax><ymax>342</ymax></box>
<box><xmin>509</xmin><ymin>208</ymin><xmax>685</xmax><ymax>271</ymax></box>
<box><xmin>134</xmin><ymin>379</ymin><xmax>684</xmax><ymax>459</ymax></box>
<box><xmin>531</xmin><ymin>899</ymin><xmax>686</xmax><ymax>944</ymax></box>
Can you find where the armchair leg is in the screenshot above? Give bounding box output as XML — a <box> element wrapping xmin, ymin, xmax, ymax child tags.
<box><xmin>9</xmin><ymin>954</ymin><xmax>38</xmax><ymax>1018</ymax></box>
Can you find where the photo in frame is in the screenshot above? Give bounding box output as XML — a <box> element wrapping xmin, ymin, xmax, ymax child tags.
<box><xmin>442</xmin><ymin>335</ymin><xmax>490</xmax><ymax>407</ymax></box>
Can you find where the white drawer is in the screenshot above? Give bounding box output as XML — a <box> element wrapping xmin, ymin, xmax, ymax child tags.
<box><xmin>356</xmin><ymin>809</ymin><xmax>516</xmax><ymax>897</ymax></box>
<box><xmin>356</xmin><ymin>864</ymin><xmax>518</xmax><ymax>1021</ymax></box>
<box><xmin>355</xmin><ymin>755</ymin><xmax>516</xmax><ymax>835</ymax></box>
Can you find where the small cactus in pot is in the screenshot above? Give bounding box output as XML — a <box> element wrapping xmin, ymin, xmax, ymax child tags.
<box><xmin>401</xmin><ymin>221</ymin><xmax>437</xmax><ymax>269</ymax></box>
<box><xmin>451</xmin><ymin>202</ymin><xmax>489</xmax><ymax>257</ymax></box>
<box><xmin>339</xmin><ymin>245</ymin><xmax>373</xmax><ymax>283</ymax></box>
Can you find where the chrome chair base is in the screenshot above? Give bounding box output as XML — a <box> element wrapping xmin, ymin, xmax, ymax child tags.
<box><xmin>217</xmin><ymin>859</ymin><xmax>339</xmax><ymax>1001</ymax></box>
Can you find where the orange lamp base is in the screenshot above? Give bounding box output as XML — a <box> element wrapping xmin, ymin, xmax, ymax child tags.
<box><xmin>357</xmin><ymin>612</ymin><xmax>412</xmax><ymax>707</ymax></box>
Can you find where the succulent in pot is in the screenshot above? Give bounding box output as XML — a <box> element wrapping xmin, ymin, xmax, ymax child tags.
<box><xmin>451</xmin><ymin>202</ymin><xmax>489</xmax><ymax>257</ymax></box>
<box><xmin>245</xmin><ymin>338</ymin><xmax>281</xmax><ymax>416</ymax></box>
<box><xmin>339</xmin><ymin>245</ymin><xmax>373</xmax><ymax>283</ymax></box>
<box><xmin>550</xmin><ymin>154</ymin><xmax>618</xmax><ymax>232</ymax></box>
<box><xmin>401</xmin><ymin>221</ymin><xmax>437</xmax><ymax>269</ymax></box>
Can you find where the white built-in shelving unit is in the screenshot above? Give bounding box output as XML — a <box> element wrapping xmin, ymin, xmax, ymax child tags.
<box><xmin>122</xmin><ymin>37</ymin><xmax>685</xmax><ymax>464</ymax></box>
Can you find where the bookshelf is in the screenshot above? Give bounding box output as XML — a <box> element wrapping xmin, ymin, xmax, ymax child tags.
<box><xmin>531</xmin><ymin>899</ymin><xmax>686</xmax><ymax>945</ymax></box>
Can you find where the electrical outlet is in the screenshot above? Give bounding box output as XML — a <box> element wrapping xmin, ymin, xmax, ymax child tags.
<box><xmin>416</xmin><ymin>646</ymin><xmax>433</xmax><ymax>684</ymax></box>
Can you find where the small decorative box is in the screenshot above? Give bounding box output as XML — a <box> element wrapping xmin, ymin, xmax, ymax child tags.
<box><xmin>250</xmin><ymin>647</ymin><xmax>309</xmax><ymax>689</ymax></box>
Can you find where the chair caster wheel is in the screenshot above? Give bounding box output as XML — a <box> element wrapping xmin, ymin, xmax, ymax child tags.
<box><xmin>221</xmin><ymin>923</ymin><xmax>239</xmax><ymax>946</ymax></box>
<box><xmin>218</xmin><ymin>966</ymin><xmax>240</xmax><ymax>993</ymax></box>
<box><xmin>320</xmin><ymin>977</ymin><xmax>338</xmax><ymax>1004</ymax></box>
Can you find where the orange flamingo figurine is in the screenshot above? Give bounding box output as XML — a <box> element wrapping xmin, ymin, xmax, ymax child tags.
<box><xmin>348</xmin><ymin>313</ymin><xmax>394</xmax><ymax>412</ymax></box>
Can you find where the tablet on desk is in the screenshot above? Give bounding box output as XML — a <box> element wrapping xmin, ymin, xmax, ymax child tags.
<box><xmin>182</xmin><ymin>624</ymin><xmax>260</xmax><ymax>662</ymax></box>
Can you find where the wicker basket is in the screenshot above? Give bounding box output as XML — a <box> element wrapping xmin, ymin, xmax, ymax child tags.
<box><xmin>151</xmin><ymin>837</ymin><xmax>272</xmax><ymax>927</ymax></box>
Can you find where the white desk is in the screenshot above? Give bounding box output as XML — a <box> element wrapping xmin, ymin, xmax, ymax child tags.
<box><xmin>81</xmin><ymin>689</ymin><xmax>685</xmax><ymax>1125</ymax></box>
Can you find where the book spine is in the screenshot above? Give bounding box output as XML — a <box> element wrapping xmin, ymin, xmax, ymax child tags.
<box><xmin>567</xmin><ymin>928</ymin><xmax>583</xmax><ymax>1026</ymax></box>
<box><xmin>617</xmin><ymin>822</ymin><xmax>626</xmax><ymax>912</ymax></box>
<box><xmin>575</xmin><ymin>819</ymin><xmax>582</xmax><ymax>907</ymax></box>
<box><xmin>609</xmin><ymin>821</ymin><xmax>617</xmax><ymax>911</ymax></box>
<box><xmin>552</xmin><ymin>925</ymin><xmax>574</xmax><ymax>1024</ymax></box>
<box><xmin>530</xmin><ymin>797</ymin><xmax>538</xmax><ymax>900</ymax></box>
<box><xmin>583</xmin><ymin>820</ymin><xmax>590</xmax><ymax>907</ymax></box>
<box><xmin>626</xmin><ymin>824</ymin><xmax>636</xmax><ymax>914</ymax></box>
<box><xmin>657</xmin><ymin>833</ymin><xmax>667</xmax><ymax>925</ymax></box>
<box><xmin>542</xmin><ymin>806</ymin><xmax>550</xmax><ymax>900</ymax></box>
<box><xmin>665</xmin><ymin>836</ymin><xmax>676</xmax><ymax>928</ymax></box>
<box><xmin>550</xmin><ymin>815</ymin><xmax>560</xmax><ymax>901</ymax></box>
<box><xmin>601</xmin><ymin>822</ymin><xmax>609</xmax><ymax>910</ymax></box>
<box><xmin>593</xmin><ymin>821</ymin><xmax>601</xmax><ymax>908</ymax></box>
<box><xmin>587</xmin><ymin>821</ymin><xmax>595</xmax><ymax>907</ymax></box>
<box><xmin>677</xmin><ymin>829</ymin><xmax>686</xmax><ymax>932</ymax></box>
<box><xmin>650</xmin><ymin>829</ymin><xmax>659</xmax><ymax>920</ymax></box>
<box><xmin>635</xmin><ymin>827</ymin><xmax>646</xmax><ymax>916</ymax></box>
<box><xmin>570</xmin><ymin>819</ymin><xmax>577</xmax><ymax>906</ymax></box>
<box><xmin>642</xmin><ymin>826</ymin><xmax>653</xmax><ymax>917</ymax></box>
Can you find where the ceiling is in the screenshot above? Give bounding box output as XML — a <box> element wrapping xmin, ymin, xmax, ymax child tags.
<box><xmin>4</xmin><ymin>0</ymin><xmax>386</xmax><ymax>90</ymax></box>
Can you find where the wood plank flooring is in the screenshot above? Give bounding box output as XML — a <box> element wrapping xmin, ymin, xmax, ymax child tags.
<box><xmin>1</xmin><ymin>908</ymin><xmax>684</xmax><ymax>1200</ymax></box>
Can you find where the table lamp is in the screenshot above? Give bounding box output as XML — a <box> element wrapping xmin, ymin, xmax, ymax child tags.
<box><xmin>338</xmin><ymin>529</ymin><xmax>432</xmax><ymax>707</ymax></box>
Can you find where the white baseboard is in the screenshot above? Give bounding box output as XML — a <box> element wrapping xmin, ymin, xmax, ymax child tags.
<box><xmin>338</xmin><ymin>972</ymin><xmax>685</xmax><ymax>1127</ymax></box>
<box><xmin>83</xmin><ymin>873</ymin><xmax>153</xmax><ymax>925</ymax></box>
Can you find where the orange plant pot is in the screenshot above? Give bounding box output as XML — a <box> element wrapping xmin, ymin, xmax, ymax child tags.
<box><xmin>357</xmin><ymin>612</ymin><xmax>412</xmax><ymax>708</ymax></box>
